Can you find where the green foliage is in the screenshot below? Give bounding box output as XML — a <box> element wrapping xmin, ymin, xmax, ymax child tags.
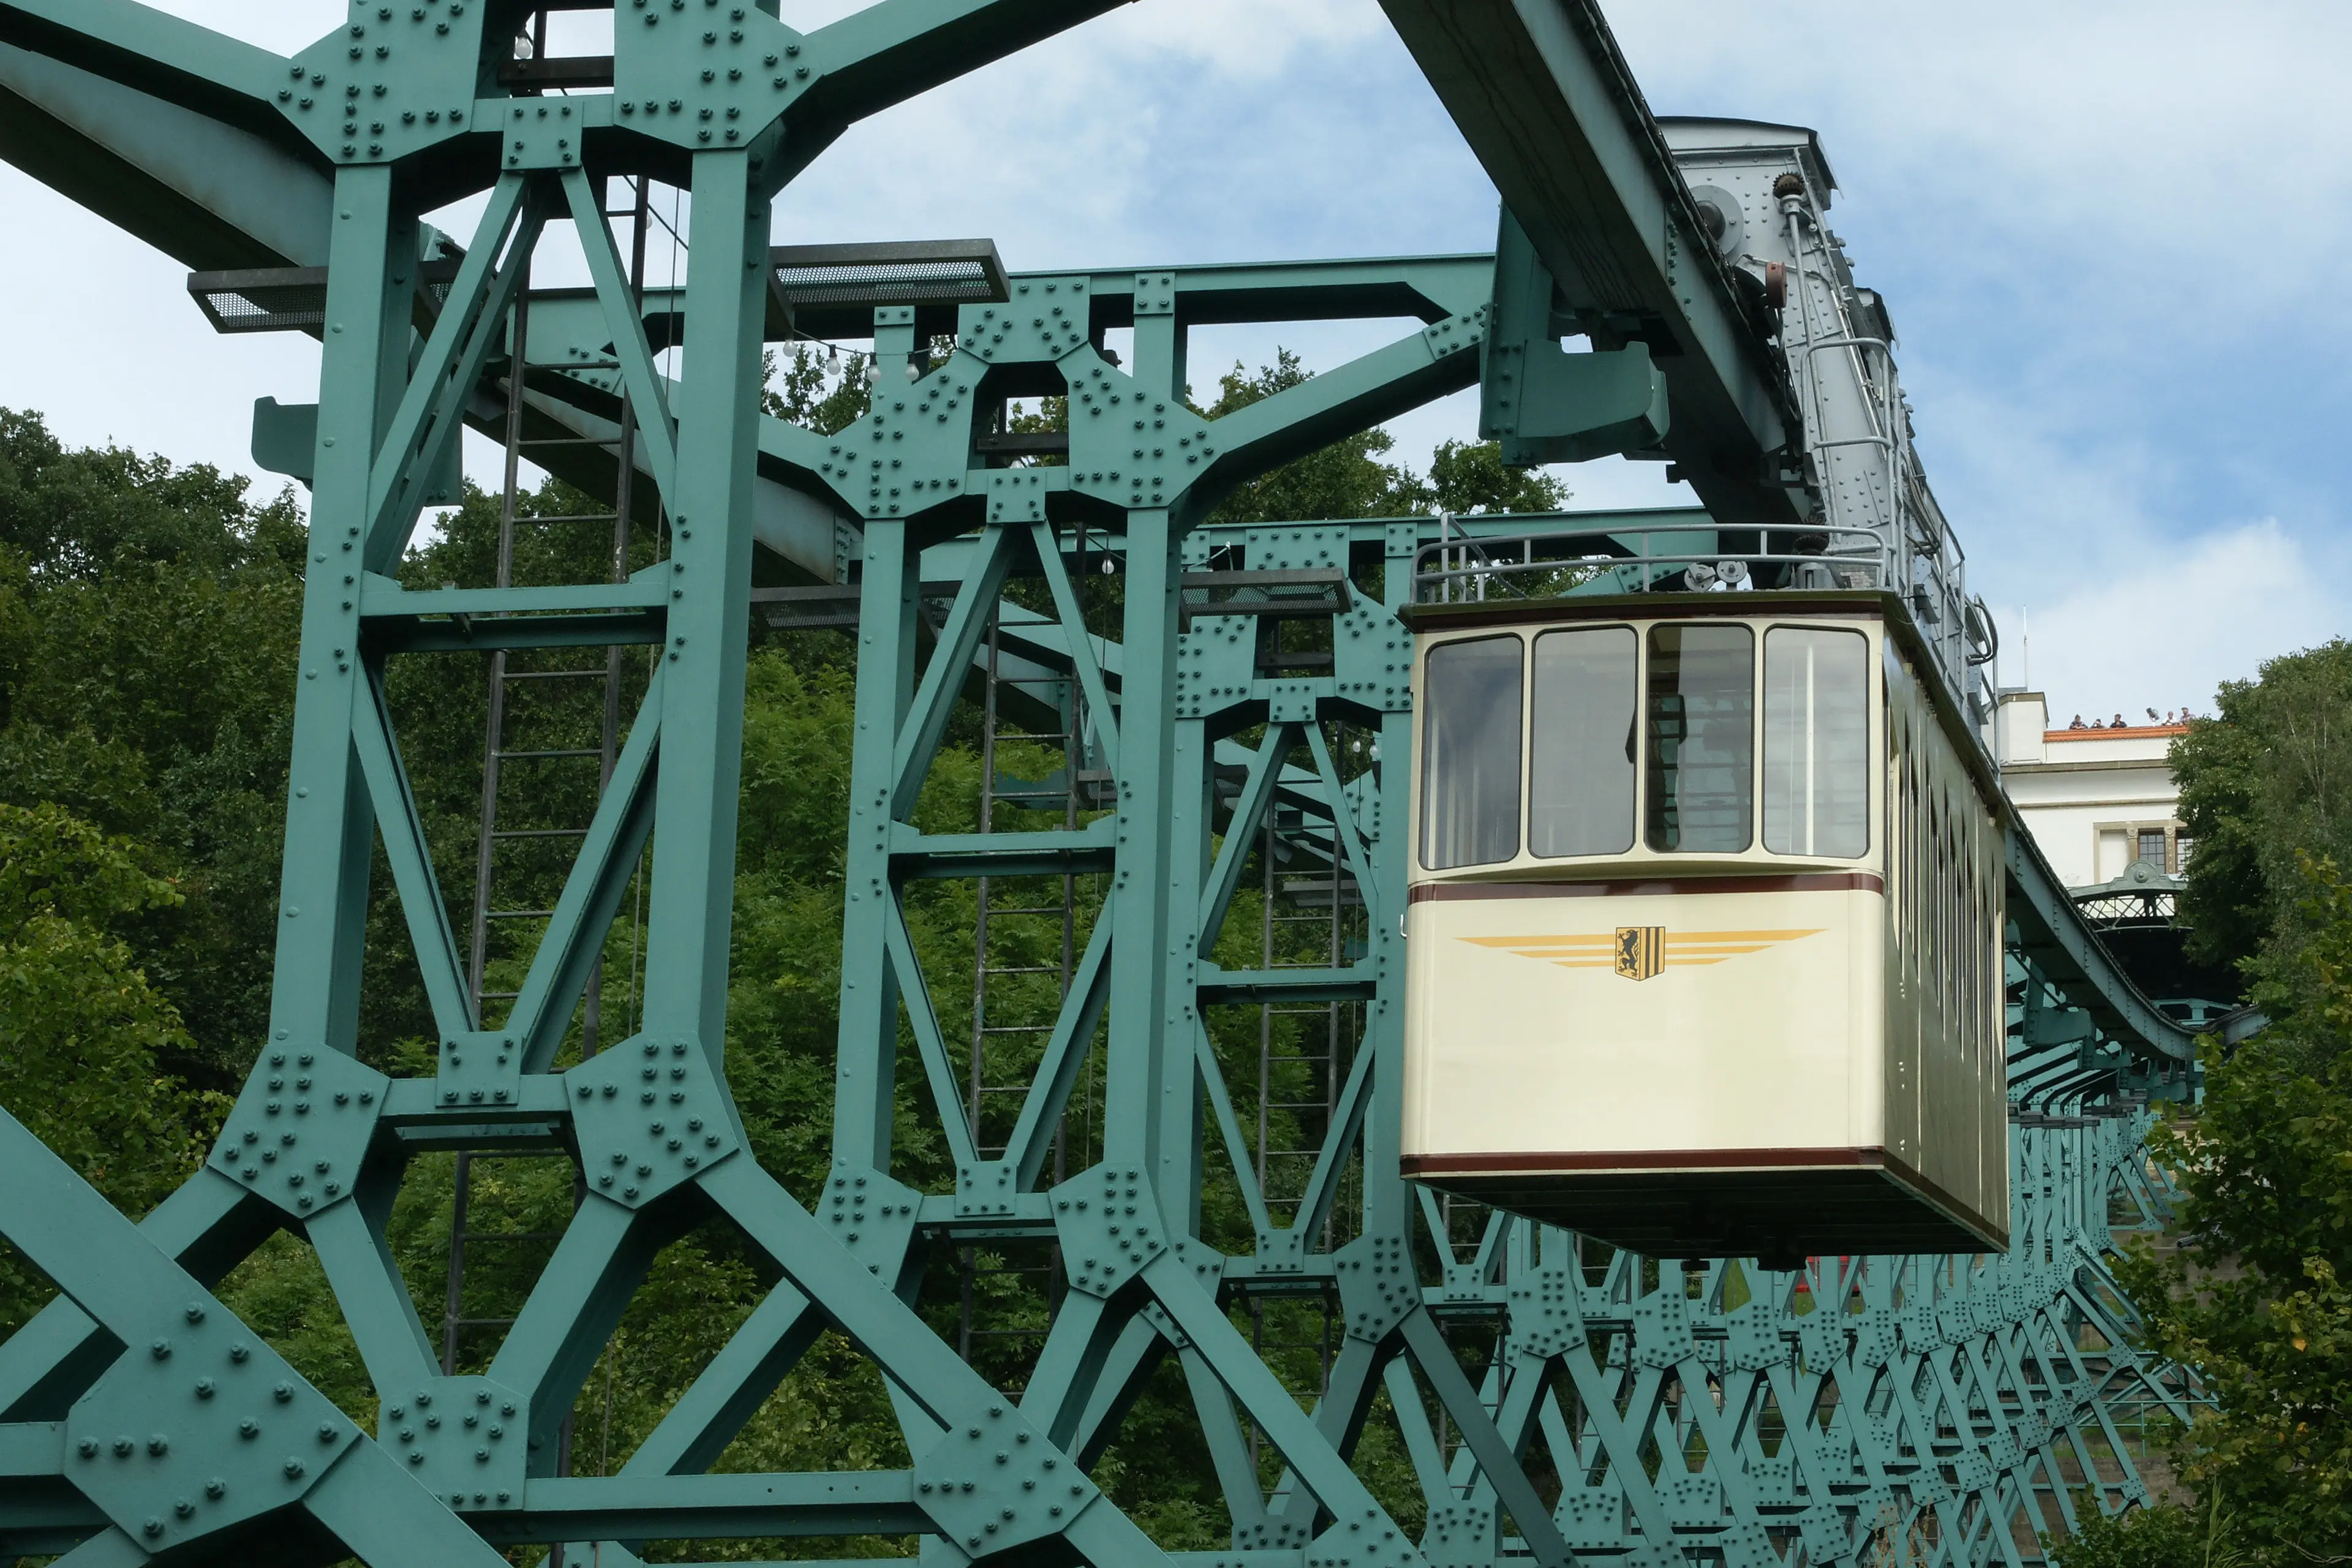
<box><xmin>1198</xmin><ymin>352</ymin><xmax>1565</xmax><ymax>526</ymax></box>
<box><xmin>2174</xmin><ymin>639</ymin><xmax>2352</xmax><ymax>989</ymax></box>
<box><xmin>0</xmin><ymin>408</ymin><xmax>305</xmax><ymax>1090</ymax></box>
<box><xmin>0</xmin><ymin>801</ymin><xmax>222</xmax><ymax>1335</ymax></box>
<box><xmin>2117</xmin><ymin>856</ymin><xmax>2352</xmax><ymax>1558</ymax></box>
<box><xmin>764</xmin><ymin>343</ymin><xmax>875</xmax><ymax>436</ymax></box>
<box><xmin>2119</xmin><ymin>627</ymin><xmax>2352</xmax><ymax>1561</ymax></box>
<box><xmin>1398</xmin><ymin>437</ymin><xmax>1569</xmax><ymax>517</ymax></box>
<box><xmin>1200</xmin><ymin>352</ymin><xmax>1408</xmax><ymax>525</ymax></box>
<box><xmin>0</xmin><ymin>375</ymin><xmax>1514</xmax><ymax>1554</ymax></box>
<box><xmin>2050</xmin><ymin>1490</ymin><xmax>2247</xmax><ymax>1568</ymax></box>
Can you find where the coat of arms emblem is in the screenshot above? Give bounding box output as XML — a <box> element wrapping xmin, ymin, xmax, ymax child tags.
<box><xmin>1614</xmin><ymin>926</ymin><xmax>1665</xmax><ymax>981</ymax></box>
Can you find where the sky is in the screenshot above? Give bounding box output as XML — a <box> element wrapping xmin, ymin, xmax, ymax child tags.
<box><xmin>0</xmin><ymin>1</ymin><xmax>2345</xmax><ymax>721</ymax></box>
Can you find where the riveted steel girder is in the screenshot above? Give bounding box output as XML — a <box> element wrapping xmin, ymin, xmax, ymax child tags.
<box><xmin>1379</xmin><ymin>0</ymin><xmax>1806</xmax><ymax>526</ymax></box>
<box><xmin>0</xmin><ymin>5</ymin><xmax>2207</xmax><ymax>1567</ymax></box>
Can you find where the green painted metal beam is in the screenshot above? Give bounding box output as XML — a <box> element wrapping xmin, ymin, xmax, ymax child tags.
<box><xmin>0</xmin><ymin>42</ymin><xmax>330</xmax><ymax>269</ymax></box>
<box><xmin>0</xmin><ymin>6</ymin><xmax>2212</xmax><ymax>1566</ymax></box>
<box><xmin>0</xmin><ymin>2</ymin><xmax>293</xmax><ymax>143</ymax></box>
<box><xmin>1378</xmin><ymin>0</ymin><xmax>1804</xmax><ymax>524</ymax></box>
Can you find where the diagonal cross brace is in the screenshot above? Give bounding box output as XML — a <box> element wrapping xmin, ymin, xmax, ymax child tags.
<box><xmin>1000</xmin><ymin>910</ymin><xmax>1116</xmax><ymax>1189</ymax></box>
<box><xmin>1395</xmin><ymin>1311</ymin><xmax>1572</xmax><ymax>1566</ymax></box>
<box><xmin>1302</xmin><ymin>720</ymin><xmax>1385</xmax><ymax>927</ymax></box>
<box><xmin>351</xmin><ymin>669</ymin><xmax>475</xmax><ymax>1041</ymax></box>
<box><xmin>0</xmin><ymin>0</ymin><xmax>290</xmax><ymax>127</ymax></box>
<box><xmin>0</xmin><ymin>1173</ymin><xmax>268</xmax><ymax>1425</ymax></box>
<box><xmin>1197</xmin><ymin>720</ymin><xmax>1299</xmax><ymax>951</ymax></box>
<box><xmin>1142</xmin><ymin>1256</ymin><xmax>1431</xmax><ymax>1567</ymax></box>
<box><xmin>362</xmin><ymin>174</ymin><xmax>547</xmax><ymax>571</ymax></box>
<box><xmin>508</xmin><ymin>678</ymin><xmax>664</xmax><ymax>1073</ymax></box>
<box><xmin>692</xmin><ymin>1159</ymin><xmax>1177</xmax><ymax>1566</ymax></box>
<box><xmin>0</xmin><ymin>1106</ymin><xmax>507</xmax><ymax>1567</ymax></box>
<box><xmin>891</xmin><ymin>523</ymin><xmax>1017</xmax><ymax>818</ymax></box>
<box><xmin>560</xmin><ymin>168</ymin><xmax>679</xmax><ymax>506</ymax></box>
<box><xmin>880</xmin><ymin>893</ymin><xmax>984</xmax><ymax>1174</ymax></box>
<box><xmin>1028</xmin><ymin>519</ymin><xmax>1122</xmax><ymax>776</ymax></box>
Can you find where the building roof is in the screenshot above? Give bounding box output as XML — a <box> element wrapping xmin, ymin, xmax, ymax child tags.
<box><xmin>2046</xmin><ymin>723</ymin><xmax>2188</xmax><ymax>743</ymax></box>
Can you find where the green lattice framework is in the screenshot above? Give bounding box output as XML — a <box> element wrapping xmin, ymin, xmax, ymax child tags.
<box><xmin>0</xmin><ymin>3</ymin><xmax>2208</xmax><ymax>1565</ymax></box>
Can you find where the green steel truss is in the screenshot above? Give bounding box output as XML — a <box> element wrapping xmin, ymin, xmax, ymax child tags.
<box><xmin>0</xmin><ymin>3</ymin><xmax>2207</xmax><ymax>1565</ymax></box>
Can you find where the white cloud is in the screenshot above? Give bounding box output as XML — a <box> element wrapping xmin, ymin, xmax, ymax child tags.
<box><xmin>2008</xmin><ymin>518</ymin><xmax>2346</xmax><ymax>720</ymax></box>
<box><xmin>6</xmin><ymin>1</ymin><xmax>2347</xmax><ymax>715</ymax></box>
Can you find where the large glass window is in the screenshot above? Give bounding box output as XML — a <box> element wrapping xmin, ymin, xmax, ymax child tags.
<box><xmin>1644</xmin><ymin>624</ymin><xmax>1752</xmax><ymax>852</ymax></box>
<box><xmin>1529</xmin><ymin>627</ymin><xmax>1637</xmax><ymax>857</ymax></box>
<box><xmin>1420</xmin><ymin>636</ymin><xmax>1523</xmax><ymax>870</ymax></box>
<box><xmin>1762</xmin><ymin>627</ymin><xmax>1871</xmax><ymax>857</ymax></box>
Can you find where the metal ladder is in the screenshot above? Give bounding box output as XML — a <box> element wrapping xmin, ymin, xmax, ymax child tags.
<box><xmin>1255</xmin><ymin>805</ymin><xmax>1357</xmax><ymax>1233</ymax></box>
<box><xmin>955</xmin><ymin>610</ymin><xmax>1095</xmax><ymax>1376</ymax></box>
<box><xmin>442</xmin><ymin>173</ymin><xmax>656</xmax><ymax>1385</ymax></box>
<box><xmin>1246</xmin><ymin>733</ymin><xmax>1366</xmax><ymax>1463</ymax></box>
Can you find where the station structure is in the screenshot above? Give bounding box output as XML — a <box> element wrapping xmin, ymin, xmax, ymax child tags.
<box><xmin>0</xmin><ymin>4</ymin><xmax>2227</xmax><ymax>1566</ymax></box>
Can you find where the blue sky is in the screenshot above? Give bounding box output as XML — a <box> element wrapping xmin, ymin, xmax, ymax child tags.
<box><xmin>1</xmin><ymin>1</ymin><xmax>2345</xmax><ymax>720</ymax></box>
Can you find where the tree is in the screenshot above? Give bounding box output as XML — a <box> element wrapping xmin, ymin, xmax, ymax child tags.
<box><xmin>0</xmin><ymin>801</ymin><xmax>221</xmax><ymax>1335</ymax></box>
<box><xmin>1198</xmin><ymin>351</ymin><xmax>1413</xmax><ymax>524</ymax></box>
<box><xmin>1396</xmin><ymin>437</ymin><xmax>1569</xmax><ymax>517</ymax></box>
<box><xmin>0</xmin><ymin>409</ymin><xmax>306</xmax><ymax>1093</ymax></box>
<box><xmin>2142</xmin><ymin>644</ymin><xmax>2352</xmax><ymax>1561</ymax></box>
<box><xmin>2051</xmin><ymin>1490</ymin><xmax>2244</xmax><ymax>1568</ymax></box>
<box><xmin>0</xmin><ymin>391</ymin><xmax>1510</xmax><ymax>1550</ymax></box>
<box><xmin>764</xmin><ymin>342</ymin><xmax>875</xmax><ymax>435</ymax></box>
<box><xmin>2173</xmin><ymin>640</ymin><xmax>2352</xmax><ymax>994</ymax></box>
<box><xmin>2111</xmin><ymin>856</ymin><xmax>2352</xmax><ymax>1561</ymax></box>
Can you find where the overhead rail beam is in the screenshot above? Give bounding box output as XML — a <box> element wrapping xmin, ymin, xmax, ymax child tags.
<box><xmin>2004</xmin><ymin>812</ymin><xmax>2201</xmax><ymax>1065</ymax></box>
<box><xmin>0</xmin><ymin>1</ymin><xmax>2216</xmax><ymax>1558</ymax></box>
<box><xmin>1379</xmin><ymin>0</ymin><xmax>1804</xmax><ymax>524</ymax></box>
<box><xmin>0</xmin><ymin>40</ymin><xmax>332</xmax><ymax>270</ymax></box>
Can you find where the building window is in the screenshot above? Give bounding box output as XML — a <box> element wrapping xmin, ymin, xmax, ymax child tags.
<box><xmin>2138</xmin><ymin>829</ymin><xmax>2166</xmax><ymax>869</ymax></box>
<box><xmin>2174</xmin><ymin>835</ymin><xmax>2195</xmax><ymax>872</ymax></box>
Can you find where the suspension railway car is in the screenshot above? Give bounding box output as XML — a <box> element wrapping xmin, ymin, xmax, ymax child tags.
<box><xmin>1400</xmin><ymin>587</ymin><xmax>2008</xmax><ymax>1258</ymax></box>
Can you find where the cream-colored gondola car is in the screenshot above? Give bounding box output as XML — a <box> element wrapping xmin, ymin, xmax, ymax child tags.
<box><xmin>1401</xmin><ymin>591</ymin><xmax>2007</xmax><ymax>1257</ymax></box>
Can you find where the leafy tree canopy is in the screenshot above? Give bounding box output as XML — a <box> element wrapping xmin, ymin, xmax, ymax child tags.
<box><xmin>1198</xmin><ymin>350</ymin><xmax>1569</xmax><ymax>524</ymax></box>
<box><xmin>2105</xmin><ymin>853</ymin><xmax>2352</xmax><ymax>1559</ymax></box>
<box><xmin>763</xmin><ymin>343</ymin><xmax>1574</xmax><ymax>526</ymax></box>
<box><xmin>0</xmin><ymin>369</ymin><xmax>1528</xmax><ymax>1551</ymax></box>
<box><xmin>0</xmin><ymin>800</ymin><xmax>221</xmax><ymax>1334</ymax></box>
<box><xmin>2173</xmin><ymin>639</ymin><xmax>2352</xmax><ymax>993</ymax></box>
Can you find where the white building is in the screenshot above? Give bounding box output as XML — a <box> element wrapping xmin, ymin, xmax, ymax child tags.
<box><xmin>1995</xmin><ymin>692</ymin><xmax>2191</xmax><ymax>892</ymax></box>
